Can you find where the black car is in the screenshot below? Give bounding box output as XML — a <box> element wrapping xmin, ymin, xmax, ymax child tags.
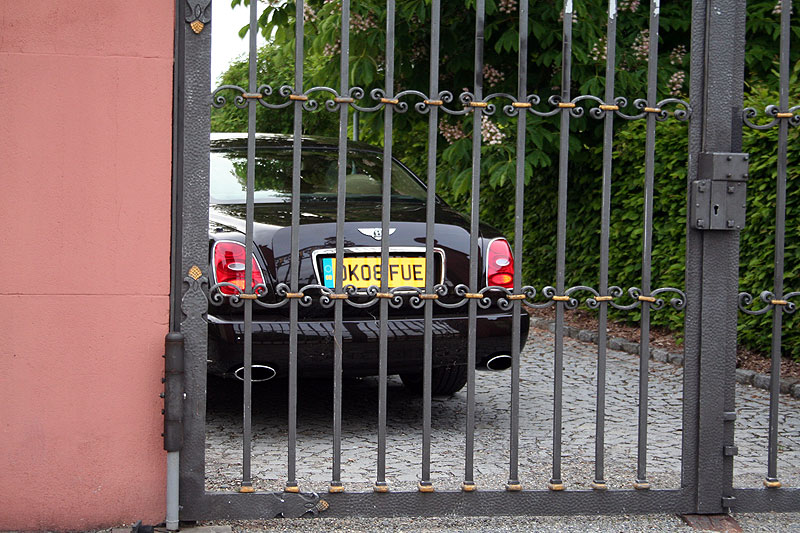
<box><xmin>207</xmin><ymin>133</ymin><xmax>529</xmax><ymax>395</ymax></box>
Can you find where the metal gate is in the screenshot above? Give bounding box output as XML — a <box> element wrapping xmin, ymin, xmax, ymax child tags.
<box><xmin>166</xmin><ymin>0</ymin><xmax>799</xmax><ymax>523</ymax></box>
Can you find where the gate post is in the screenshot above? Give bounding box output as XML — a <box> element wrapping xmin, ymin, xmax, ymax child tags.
<box><xmin>172</xmin><ymin>0</ymin><xmax>212</xmax><ymax>521</ymax></box>
<box><xmin>683</xmin><ymin>0</ymin><xmax>747</xmax><ymax>514</ymax></box>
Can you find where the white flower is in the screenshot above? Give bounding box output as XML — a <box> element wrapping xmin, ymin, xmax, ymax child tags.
<box><xmin>483</xmin><ymin>64</ymin><xmax>505</xmax><ymax>87</ymax></box>
<box><xmin>481</xmin><ymin>119</ymin><xmax>505</xmax><ymax>145</ymax></box>
<box><xmin>439</xmin><ymin>120</ymin><xmax>466</xmax><ymax>144</ymax></box>
<box><xmin>499</xmin><ymin>0</ymin><xmax>517</xmax><ymax>15</ymax></box>
<box><xmin>668</xmin><ymin>70</ymin><xmax>686</xmax><ymax>96</ymax></box>
<box><xmin>632</xmin><ymin>29</ymin><xmax>650</xmax><ymax>61</ymax></box>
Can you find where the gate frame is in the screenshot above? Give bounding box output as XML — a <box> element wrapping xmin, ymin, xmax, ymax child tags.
<box><xmin>169</xmin><ymin>0</ymin><xmax>799</xmax><ymax>520</ymax></box>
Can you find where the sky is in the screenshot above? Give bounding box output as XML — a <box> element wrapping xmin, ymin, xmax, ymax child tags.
<box><xmin>210</xmin><ymin>1</ymin><xmax>253</xmax><ymax>87</ymax></box>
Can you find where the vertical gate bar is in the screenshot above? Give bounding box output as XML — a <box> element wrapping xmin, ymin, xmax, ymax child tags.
<box><xmin>420</xmin><ymin>0</ymin><xmax>441</xmax><ymax>490</ymax></box>
<box><xmin>240</xmin><ymin>0</ymin><xmax>260</xmax><ymax>492</ymax></box>
<box><xmin>463</xmin><ymin>0</ymin><xmax>485</xmax><ymax>491</ymax></box>
<box><xmin>376</xmin><ymin>0</ymin><xmax>396</xmax><ymax>492</ymax></box>
<box><xmin>686</xmin><ymin>0</ymin><xmax>747</xmax><ymax>513</ymax></box>
<box><xmin>507</xmin><ymin>0</ymin><xmax>528</xmax><ymax>491</ymax></box>
<box><xmin>331</xmin><ymin>0</ymin><xmax>351</xmax><ymax>491</ymax></box>
<box><xmin>766</xmin><ymin>0</ymin><xmax>791</xmax><ymax>488</ymax></box>
<box><xmin>592</xmin><ymin>0</ymin><xmax>618</xmax><ymax>492</ymax></box>
<box><xmin>286</xmin><ymin>0</ymin><xmax>306</xmax><ymax>493</ymax></box>
<box><xmin>549</xmin><ymin>0</ymin><xmax>574</xmax><ymax>492</ymax></box>
<box><xmin>634</xmin><ymin>0</ymin><xmax>662</xmax><ymax>491</ymax></box>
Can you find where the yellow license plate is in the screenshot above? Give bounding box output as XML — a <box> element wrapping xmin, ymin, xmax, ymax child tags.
<box><xmin>321</xmin><ymin>256</ymin><xmax>426</xmax><ymax>289</ymax></box>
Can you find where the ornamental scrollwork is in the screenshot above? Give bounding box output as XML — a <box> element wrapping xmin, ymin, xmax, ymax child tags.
<box><xmin>742</xmin><ymin>104</ymin><xmax>800</xmax><ymax>130</ymax></box>
<box><xmin>738</xmin><ymin>290</ymin><xmax>798</xmax><ymax>315</ymax></box>
<box><xmin>185</xmin><ymin>0</ymin><xmax>211</xmax><ymax>34</ymax></box>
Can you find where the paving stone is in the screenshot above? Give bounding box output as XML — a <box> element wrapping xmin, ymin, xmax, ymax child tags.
<box><xmin>607</xmin><ymin>337</ymin><xmax>624</xmax><ymax>351</ymax></box>
<box><xmin>735</xmin><ymin>369</ymin><xmax>756</xmax><ymax>385</ymax></box>
<box><xmin>204</xmin><ymin>329</ymin><xmax>800</xmax><ymax>495</ymax></box>
<box><xmin>781</xmin><ymin>378</ymin><xmax>799</xmax><ymax>395</ymax></box>
<box><xmin>668</xmin><ymin>352</ymin><xmax>685</xmax><ymax>366</ymax></box>
<box><xmin>752</xmin><ymin>373</ymin><xmax>772</xmax><ymax>390</ymax></box>
<box><xmin>620</xmin><ymin>341</ymin><xmax>640</xmax><ymax>354</ymax></box>
<box><xmin>652</xmin><ymin>349</ymin><xmax>671</xmax><ymax>363</ymax></box>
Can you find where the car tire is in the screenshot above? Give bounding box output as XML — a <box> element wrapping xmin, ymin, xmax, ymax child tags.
<box><xmin>400</xmin><ymin>365</ymin><xmax>468</xmax><ymax>396</ymax></box>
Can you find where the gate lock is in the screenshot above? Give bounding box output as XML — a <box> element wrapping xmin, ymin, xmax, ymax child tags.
<box><xmin>690</xmin><ymin>152</ymin><xmax>749</xmax><ymax>230</ymax></box>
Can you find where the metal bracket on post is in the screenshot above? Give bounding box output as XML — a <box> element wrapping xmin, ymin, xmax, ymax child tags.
<box><xmin>690</xmin><ymin>152</ymin><xmax>749</xmax><ymax>230</ymax></box>
<box><xmin>163</xmin><ymin>332</ymin><xmax>185</xmax><ymax>451</ymax></box>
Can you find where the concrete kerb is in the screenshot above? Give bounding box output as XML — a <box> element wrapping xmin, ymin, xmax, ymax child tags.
<box><xmin>529</xmin><ymin>316</ymin><xmax>800</xmax><ymax>400</ymax></box>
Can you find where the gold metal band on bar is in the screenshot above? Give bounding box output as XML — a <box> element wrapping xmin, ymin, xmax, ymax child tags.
<box><xmin>289</xmin><ymin>94</ymin><xmax>308</xmax><ymax>101</ymax></box>
<box><xmin>380</xmin><ymin>98</ymin><xmax>399</xmax><ymax>105</ymax></box>
<box><xmin>644</xmin><ymin>107</ymin><xmax>661</xmax><ymax>113</ymax></box>
<box><xmin>468</xmin><ymin>101</ymin><xmax>489</xmax><ymax>108</ymax></box>
<box><xmin>418</xmin><ymin>482</ymin><xmax>434</xmax><ymax>493</ymax></box>
<box><xmin>334</xmin><ymin>97</ymin><xmax>354</xmax><ymax>104</ymax></box>
<box><xmin>505</xmin><ymin>482</ymin><xmax>522</xmax><ymax>492</ymax></box>
<box><xmin>328</xmin><ymin>484</ymin><xmax>345</xmax><ymax>493</ymax></box>
<box><xmin>595</xmin><ymin>296</ymin><xmax>614</xmax><ymax>302</ymax></box>
<box><xmin>285</xmin><ymin>292</ymin><xmax>304</xmax><ymax>299</ymax></box>
<box><xmin>239</xmin><ymin>485</ymin><xmax>255</xmax><ymax>493</ymax></box>
<box><xmin>776</xmin><ymin>112</ymin><xmax>793</xmax><ymax>119</ymax></box>
<box><xmin>508</xmin><ymin>294</ymin><xmax>527</xmax><ymax>300</ymax></box>
<box><xmin>557</xmin><ymin>102</ymin><xmax>576</xmax><ymax>108</ymax></box>
<box><xmin>376</xmin><ymin>293</ymin><xmax>393</xmax><ymax>299</ymax></box>
<box><xmin>285</xmin><ymin>485</ymin><xmax>300</xmax><ymax>493</ymax></box>
<box><xmin>547</xmin><ymin>482</ymin><xmax>564</xmax><ymax>491</ymax></box>
<box><xmin>633</xmin><ymin>481</ymin><xmax>651</xmax><ymax>490</ymax></box>
<box><xmin>239</xmin><ymin>293</ymin><xmax>258</xmax><ymax>300</ymax></box>
<box><xmin>552</xmin><ymin>295</ymin><xmax>570</xmax><ymax>302</ymax></box>
<box><xmin>763</xmin><ymin>479</ymin><xmax>782</xmax><ymax>489</ymax></box>
<box><xmin>461</xmin><ymin>482</ymin><xmax>477</xmax><ymax>492</ymax></box>
<box><xmin>327</xmin><ymin>293</ymin><xmax>349</xmax><ymax>300</ymax></box>
<box><xmin>424</xmin><ymin>99</ymin><xmax>443</xmax><ymax>106</ymax></box>
<box><xmin>638</xmin><ymin>295</ymin><xmax>657</xmax><ymax>303</ymax></box>
<box><xmin>590</xmin><ymin>482</ymin><xmax>608</xmax><ymax>491</ymax></box>
<box><xmin>512</xmin><ymin>102</ymin><xmax>532</xmax><ymax>108</ymax></box>
<box><xmin>771</xmin><ymin>299</ymin><xmax>789</xmax><ymax>306</ymax></box>
<box><xmin>599</xmin><ymin>104</ymin><xmax>618</xmax><ymax>111</ymax></box>
<box><xmin>419</xmin><ymin>294</ymin><xmax>439</xmax><ymax>300</ymax></box>
<box><xmin>242</xmin><ymin>93</ymin><xmax>263</xmax><ymax>99</ymax></box>
<box><xmin>465</xmin><ymin>293</ymin><xmax>483</xmax><ymax>299</ymax></box>
<box><xmin>373</xmin><ymin>483</ymin><xmax>389</xmax><ymax>493</ymax></box>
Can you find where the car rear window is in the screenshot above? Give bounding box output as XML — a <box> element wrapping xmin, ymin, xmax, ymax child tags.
<box><xmin>210</xmin><ymin>149</ymin><xmax>428</xmax><ymax>204</ymax></box>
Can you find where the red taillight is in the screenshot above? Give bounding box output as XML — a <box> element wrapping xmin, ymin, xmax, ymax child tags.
<box><xmin>486</xmin><ymin>238</ymin><xmax>514</xmax><ymax>289</ymax></box>
<box><xmin>213</xmin><ymin>241</ymin><xmax>265</xmax><ymax>296</ymax></box>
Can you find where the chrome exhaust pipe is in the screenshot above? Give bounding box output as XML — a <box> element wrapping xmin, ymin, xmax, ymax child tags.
<box><xmin>477</xmin><ymin>354</ymin><xmax>513</xmax><ymax>371</ymax></box>
<box><xmin>234</xmin><ymin>364</ymin><xmax>277</xmax><ymax>382</ymax></box>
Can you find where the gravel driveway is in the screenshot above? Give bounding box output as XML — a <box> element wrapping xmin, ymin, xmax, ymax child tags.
<box><xmin>205</xmin><ymin>326</ymin><xmax>800</xmax><ymax>495</ymax></box>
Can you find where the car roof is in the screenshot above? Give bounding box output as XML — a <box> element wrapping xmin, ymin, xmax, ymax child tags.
<box><xmin>210</xmin><ymin>133</ymin><xmax>382</xmax><ymax>153</ymax></box>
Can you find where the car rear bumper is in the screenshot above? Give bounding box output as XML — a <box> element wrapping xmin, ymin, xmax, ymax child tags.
<box><xmin>207</xmin><ymin>311</ymin><xmax>530</xmax><ymax>379</ymax></box>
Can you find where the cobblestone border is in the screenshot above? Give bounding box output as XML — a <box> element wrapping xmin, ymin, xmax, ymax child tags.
<box><xmin>529</xmin><ymin>317</ymin><xmax>800</xmax><ymax>400</ymax></box>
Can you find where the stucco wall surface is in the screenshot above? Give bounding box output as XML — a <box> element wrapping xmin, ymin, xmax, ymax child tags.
<box><xmin>0</xmin><ymin>2</ymin><xmax>174</xmax><ymax>529</ymax></box>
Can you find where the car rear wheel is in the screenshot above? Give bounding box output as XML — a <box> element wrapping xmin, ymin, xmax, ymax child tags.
<box><xmin>400</xmin><ymin>365</ymin><xmax>468</xmax><ymax>396</ymax></box>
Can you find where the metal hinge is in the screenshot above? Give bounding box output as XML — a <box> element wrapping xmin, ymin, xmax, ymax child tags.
<box><xmin>690</xmin><ymin>152</ymin><xmax>749</xmax><ymax>230</ymax></box>
<box><xmin>723</xmin><ymin>445</ymin><xmax>739</xmax><ymax>456</ymax></box>
<box><xmin>721</xmin><ymin>495</ymin><xmax>736</xmax><ymax>508</ymax></box>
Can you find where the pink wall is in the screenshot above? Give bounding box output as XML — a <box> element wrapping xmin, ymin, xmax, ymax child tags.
<box><xmin>0</xmin><ymin>2</ymin><xmax>174</xmax><ymax>529</ymax></box>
